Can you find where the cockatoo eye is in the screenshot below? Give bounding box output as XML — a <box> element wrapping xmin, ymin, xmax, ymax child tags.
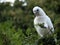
<box><xmin>36</xmin><ymin>9</ymin><xmax>39</xmax><ymax>12</ymax></box>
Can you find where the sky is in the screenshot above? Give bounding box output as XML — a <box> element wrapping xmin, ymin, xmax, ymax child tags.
<box><xmin>0</xmin><ymin>0</ymin><xmax>15</xmax><ymax>3</ymax></box>
<box><xmin>19</xmin><ymin>0</ymin><xmax>25</xmax><ymax>2</ymax></box>
<box><xmin>0</xmin><ymin>0</ymin><xmax>27</xmax><ymax>6</ymax></box>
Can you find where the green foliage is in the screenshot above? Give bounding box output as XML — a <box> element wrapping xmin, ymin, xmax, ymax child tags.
<box><xmin>0</xmin><ymin>0</ymin><xmax>60</xmax><ymax>45</ymax></box>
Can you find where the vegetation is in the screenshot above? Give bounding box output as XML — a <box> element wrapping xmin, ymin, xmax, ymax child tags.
<box><xmin>0</xmin><ymin>0</ymin><xmax>60</xmax><ymax>45</ymax></box>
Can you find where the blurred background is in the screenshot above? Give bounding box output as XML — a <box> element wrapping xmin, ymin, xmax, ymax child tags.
<box><xmin>0</xmin><ymin>0</ymin><xmax>60</xmax><ymax>45</ymax></box>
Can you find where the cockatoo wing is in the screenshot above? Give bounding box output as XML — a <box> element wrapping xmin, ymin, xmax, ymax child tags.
<box><xmin>46</xmin><ymin>16</ymin><xmax>54</xmax><ymax>33</ymax></box>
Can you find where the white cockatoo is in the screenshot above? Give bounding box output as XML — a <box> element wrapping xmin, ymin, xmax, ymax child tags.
<box><xmin>33</xmin><ymin>6</ymin><xmax>54</xmax><ymax>37</ymax></box>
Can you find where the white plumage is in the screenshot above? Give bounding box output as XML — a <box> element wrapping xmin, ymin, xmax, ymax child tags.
<box><xmin>33</xmin><ymin>6</ymin><xmax>54</xmax><ymax>37</ymax></box>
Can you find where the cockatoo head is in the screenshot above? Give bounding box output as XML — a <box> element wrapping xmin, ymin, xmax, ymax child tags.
<box><xmin>33</xmin><ymin>6</ymin><xmax>41</xmax><ymax>16</ymax></box>
<box><xmin>33</xmin><ymin>6</ymin><xmax>45</xmax><ymax>16</ymax></box>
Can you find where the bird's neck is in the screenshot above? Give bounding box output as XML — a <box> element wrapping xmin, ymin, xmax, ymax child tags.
<box><xmin>35</xmin><ymin>13</ymin><xmax>46</xmax><ymax>17</ymax></box>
